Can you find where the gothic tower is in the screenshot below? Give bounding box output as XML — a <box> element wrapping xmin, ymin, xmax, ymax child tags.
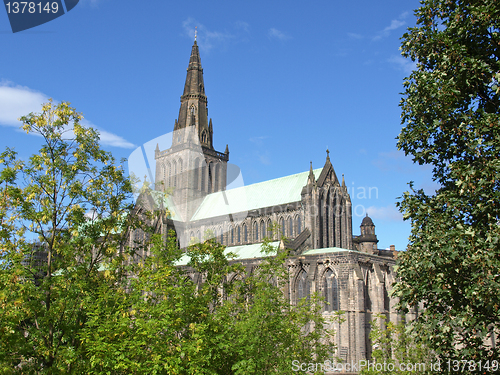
<box><xmin>301</xmin><ymin>151</ymin><xmax>353</xmax><ymax>250</ymax></box>
<box><xmin>155</xmin><ymin>38</ymin><xmax>229</xmax><ymax>222</ymax></box>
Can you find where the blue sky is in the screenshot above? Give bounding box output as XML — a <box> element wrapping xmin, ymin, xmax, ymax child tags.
<box><xmin>0</xmin><ymin>0</ymin><xmax>436</xmax><ymax>250</ymax></box>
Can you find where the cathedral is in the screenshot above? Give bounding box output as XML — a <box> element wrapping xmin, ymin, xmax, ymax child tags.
<box><xmin>136</xmin><ymin>38</ymin><xmax>399</xmax><ymax>365</ymax></box>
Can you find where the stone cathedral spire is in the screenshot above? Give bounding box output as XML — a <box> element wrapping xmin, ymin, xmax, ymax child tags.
<box><xmin>155</xmin><ymin>38</ymin><xmax>229</xmax><ymax>222</ymax></box>
<box><xmin>173</xmin><ymin>39</ymin><xmax>213</xmax><ymax>149</ymax></box>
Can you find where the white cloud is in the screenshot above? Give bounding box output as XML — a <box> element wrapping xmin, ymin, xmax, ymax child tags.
<box><xmin>366</xmin><ymin>205</ymin><xmax>403</xmax><ymax>222</ymax></box>
<box><xmin>347</xmin><ymin>32</ymin><xmax>363</xmax><ymax>40</ymax></box>
<box><xmin>81</xmin><ymin>119</ymin><xmax>136</xmax><ymax>149</ymax></box>
<box><xmin>0</xmin><ymin>81</ymin><xmax>135</xmax><ymax>149</ymax></box>
<box><xmin>182</xmin><ymin>18</ymin><xmax>234</xmax><ymax>53</ymax></box>
<box><xmin>373</xmin><ymin>11</ymin><xmax>409</xmax><ymax>40</ymax></box>
<box><xmin>383</xmin><ymin>19</ymin><xmax>406</xmax><ymax>33</ymax></box>
<box><xmin>235</xmin><ymin>21</ymin><xmax>250</xmax><ymax>33</ymax></box>
<box><xmin>0</xmin><ymin>81</ymin><xmax>49</xmax><ymax>127</ymax></box>
<box><xmin>388</xmin><ymin>55</ymin><xmax>417</xmax><ymax>75</ymax></box>
<box><xmin>249</xmin><ymin>136</ymin><xmax>268</xmax><ymax>146</ymax></box>
<box><xmin>268</xmin><ymin>28</ymin><xmax>290</xmax><ymax>41</ymax></box>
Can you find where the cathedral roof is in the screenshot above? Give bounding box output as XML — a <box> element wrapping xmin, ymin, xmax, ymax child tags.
<box><xmin>175</xmin><ymin>241</ymin><xmax>280</xmax><ymax>266</ymax></box>
<box><xmin>190</xmin><ymin>168</ymin><xmax>323</xmax><ymax>221</ymax></box>
<box><xmin>175</xmin><ymin>241</ymin><xmax>361</xmax><ymax>266</ymax></box>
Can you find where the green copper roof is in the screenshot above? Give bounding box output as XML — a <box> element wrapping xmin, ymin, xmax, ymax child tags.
<box><xmin>190</xmin><ymin>168</ymin><xmax>322</xmax><ymax>221</ymax></box>
<box><xmin>302</xmin><ymin>247</ymin><xmax>356</xmax><ymax>255</ymax></box>
<box><xmin>175</xmin><ymin>241</ymin><xmax>280</xmax><ymax>266</ymax></box>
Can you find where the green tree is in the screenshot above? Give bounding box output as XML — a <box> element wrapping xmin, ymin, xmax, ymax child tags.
<box><xmin>226</xmin><ymin>239</ymin><xmax>335</xmax><ymax>374</ymax></box>
<box><xmin>360</xmin><ymin>315</ymin><xmax>434</xmax><ymax>375</ymax></box>
<box><xmin>0</xmin><ymin>100</ymin><xmax>138</xmax><ymax>373</ymax></box>
<box><xmin>81</xmin><ymin>230</ymin><xmax>337</xmax><ymax>375</ymax></box>
<box><xmin>0</xmin><ymin>101</ymin><xmax>336</xmax><ymax>373</ymax></box>
<box><xmin>394</xmin><ymin>0</ymin><xmax>500</xmax><ymax>366</ymax></box>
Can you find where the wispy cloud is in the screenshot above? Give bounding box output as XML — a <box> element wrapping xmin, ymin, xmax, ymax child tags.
<box><xmin>257</xmin><ymin>151</ymin><xmax>271</xmax><ymax>165</ymax></box>
<box><xmin>388</xmin><ymin>55</ymin><xmax>417</xmax><ymax>75</ymax></box>
<box><xmin>366</xmin><ymin>205</ymin><xmax>403</xmax><ymax>222</ymax></box>
<box><xmin>249</xmin><ymin>136</ymin><xmax>271</xmax><ymax>164</ymax></box>
<box><xmin>182</xmin><ymin>18</ymin><xmax>236</xmax><ymax>53</ymax></box>
<box><xmin>347</xmin><ymin>32</ymin><xmax>363</xmax><ymax>40</ymax></box>
<box><xmin>268</xmin><ymin>28</ymin><xmax>291</xmax><ymax>41</ymax></box>
<box><xmin>235</xmin><ymin>21</ymin><xmax>250</xmax><ymax>33</ymax></box>
<box><xmin>249</xmin><ymin>136</ymin><xmax>268</xmax><ymax>146</ymax></box>
<box><xmin>0</xmin><ymin>81</ymin><xmax>135</xmax><ymax>149</ymax></box>
<box><xmin>373</xmin><ymin>11</ymin><xmax>409</xmax><ymax>40</ymax></box>
<box><xmin>81</xmin><ymin>119</ymin><xmax>136</xmax><ymax>149</ymax></box>
<box><xmin>0</xmin><ymin>81</ymin><xmax>48</xmax><ymax>127</ymax></box>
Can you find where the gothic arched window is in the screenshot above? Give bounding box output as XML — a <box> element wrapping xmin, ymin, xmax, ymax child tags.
<box><xmin>194</xmin><ymin>158</ymin><xmax>200</xmax><ymax>190</ymax></box>
<box><xmin>296</xmin><ymin>269</ymin><xmax>310</xmax><ymax>302</ymax></box>
<box><xmin>214</xmin><ymin>163</ymin><xmax>220</xmax><ymax>192</ymax></box>
<box><xmin>231</xmin><ymin>227</ymin><xmax>234</xmax><ymax>244</ymax></box>
<box><xmin>297</xmin><ymin>216</ymin><xmax>302</xmax><ymax>234</ymax></box>
<box><xmin>289</xmin><ymin>217</ymin><xmax>293</xmax><ymax>237</ymax></box>
<box><xmin>166</xmin><ymin>162</ymin><xmax>172</xmax><ymax>187</ymax></box>
<box><xmin>260</xmin><ymin>220</ymin><xmax>265</xmax><ymax>240</ymax></box>
<box><xmin>173</xmin><ymin>160</ymin><xmax>177</xmax><ymax>188</ymax></box>
<box><xmin>243</xmin><ymin>224</ymin><xmax>248</xmax><ymax>243</ymax></box>
<box><xmin>208</xmin><ymin>162</ymin><xmax>213</xmax><ymax>193</ymax></box>
<box><xmin>253</xmin><ymin>222</ymin><xmax>258</xmax><ymax>241</ymax></box>
<box><xmin>237</xmin><ymin>226</ymin><xmax>241</xmax><ymax>243</ymax></box>
<box><xmin>323</xmin><ymin>269</ymin><xmax>339</xmax><ymax>311</ymax></box>
<box><xmin>365</xmin><ymin>271</ymin><xmax>372</xmax><ymax>312</ymax></box>
<box><xmin>201</xmin><ymin>163</ymin><xmax>206</xmax><ymax>192</ymax></box>
<box><xmin>280</xmin><ymin>218</ymin><xmax>285</xmax><ymax>237</ymax></box>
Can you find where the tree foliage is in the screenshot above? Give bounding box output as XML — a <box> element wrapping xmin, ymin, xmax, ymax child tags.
<box><xmin>0</xmin><ymin>100</ymin><xmax>138</xmax><ymax>373</ymax></box>
<box><xmin>360</xmin><ymin>315</ymin><xmax>434</xmax><ymax>375</ymax></box>
<box><xmin>395</xmin><ymin>0</ymin><xmax>500</xmax><ymax>365</ymax></box>
<box><xmin>0</xmin><ymin>101</ymin><xmax>335</xmax><ymax>373</ymax></box>
<box><xmin>82</xmin><ymin>232</ymin><xmax>336</xmax><ymax>375</ymax></box>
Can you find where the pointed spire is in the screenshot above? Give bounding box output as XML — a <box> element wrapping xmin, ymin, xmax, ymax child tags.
<box><xmin>183</xmin><ymin>40</ymin><xmax>204</xmax><ymax>97</ymax></box>
<box><xmin>155</xmin><ymin>143</ymin><xmax>159</xmax><ymax>151</ymax></box>
<box><xmin>308</xmin><ymin>161</ymin><xmax>316</xmax><ymax>184</ymax></box>
<box><xmin>173</xmin><ymin>39</ymin><xmax>212</xmax><ymax>149</ymax></box>
<box><xmin>342</xmin><ymin>173</ymin><xmax>345</xmax><ymax>187</ymax></box>
<box><xmin>225</xmin><ymin>144</ymin><xmax>229</xmax><ymax>154</ymax></box>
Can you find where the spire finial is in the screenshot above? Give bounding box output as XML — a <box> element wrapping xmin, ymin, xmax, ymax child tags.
<box><xmin>326</xmin><ymin>148</ymin><xmax>330</xmax><ymax>161</ymax></box>
<box><xmin>194</xmin><ymin>26</ymin><xmax>197</xmax><ymax>41</ymax></box>
<box><xmin>308</xmin><ymin>161</ymin><xmax>315</xmax><ymax>181</ymax></box>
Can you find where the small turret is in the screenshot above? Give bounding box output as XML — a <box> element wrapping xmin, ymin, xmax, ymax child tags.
<box><xmin>355</xmin><ymin>214</ymin><xmax>379</xmax><ymax>254</ymax></box>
